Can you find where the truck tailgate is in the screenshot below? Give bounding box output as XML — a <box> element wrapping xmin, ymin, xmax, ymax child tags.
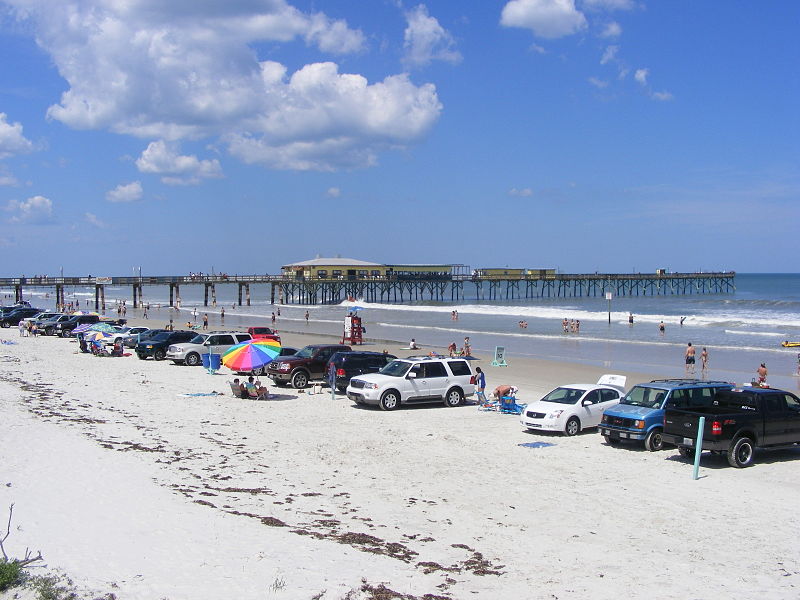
<box><xmin>664</xmin><ymin>409</ymin><xmax>704</xmax><ymax>439</ymax></box>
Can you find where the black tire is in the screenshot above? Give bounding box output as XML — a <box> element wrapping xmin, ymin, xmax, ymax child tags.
<box><xmin>1</xmin><ymin>321</ymin><xmax>9</xmax><ymax>328</ymax></box>
<box><xmin>291</xmin><ymin>370</ymin><xmax>309</xmax><ymax>389</ymax></box>
<box><xmin>644</xmin><ymin>428</ymin><xmax>664</xmax><ymax>452</ymax></box>
<box><xmin>444</xmin><ymin>387</ymin><xmax>464</xmax><ymax>407</ymax></box>
<box><xmin>380</xmin><ymin>390</ymin><xmax>401</xmax><ymax>411</ymax></box>
<box><xmin>137</xmin><ymin>353</ymin><xmax>147</xmax><ymax>360</ymax></box>
<box><xmin>727</xmin><ymin>437</ymin><xmax>755</xmax><ymax>468</ymax></box>
<box><xmin>644</xmin><ymin>428</ymin><xmax>664</xmax><ymax>451</ymax></box>
<box><xmin>184</xmin><ymin>353</ymin><xmax>201</xmax><ymax>367</ymax></box>
<box><xmin>252</xmin><ymin>366</ymin><xmax>265</xmax><ymax>376</ymax></box>
<box><xmin>336</xmin><ymin>385</ymin><xmax>347</xmax><ymax>393</ymax></box>
<box><xmin>154</xmin><ymin>349</ymin><xmax>166</xmax><ymax>361</ymax></box>
<box><xmin>678</xmin><ymin>446</ymin><xmax>693</xmax><ymax>458</ymax></box>
<box><xmin>565</xmin><ymin>417</ymin><xmax>580</xmax><ymax>436</ymax></box>
<box><xmin>274</xmin><ymin>381</ymin><xmax>288</xmax><ymax>387</ymax></box>
<box><xmin>603</xmin><ymin>435</ymin><xmax>620</xmax><ymax>445</ymax></box>
<box><xmin>45</xmin><ymin>327</ymin><xmax>54</xmax><ymax>336</ymax></box>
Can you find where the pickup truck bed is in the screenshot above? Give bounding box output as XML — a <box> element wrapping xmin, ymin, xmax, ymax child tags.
<box><xmin>662</xmin><ymin>387</ymin><xmax>800</xmax><ymax>467</ymax></box>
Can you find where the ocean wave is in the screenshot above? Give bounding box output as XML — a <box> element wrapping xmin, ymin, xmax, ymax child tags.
<box><xmin>725</xmin><ymin>330</ymin><xmax>787</xmax><ymax>338</ymax></box>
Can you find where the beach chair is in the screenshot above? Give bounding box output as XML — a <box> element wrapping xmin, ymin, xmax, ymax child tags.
<box><xmin>499</xmin><ymin>391</ymin><xmax>524</xmax><ymax>415</ymax></box>
<box><xmin>229</xmin><ymin>381</ymin><xmax>245</xmax><ymax>398</ymax></box>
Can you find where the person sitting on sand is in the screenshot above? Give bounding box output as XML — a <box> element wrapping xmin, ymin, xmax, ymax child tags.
<box><xmin>409</xmin><ymin>338</ymin><xmax>419</xmax><ymax>349</ymax></box>
<box><xmin>253</xmin><ymin>379</ymin><xmax>269</xmax><ymax>400</ymax></box>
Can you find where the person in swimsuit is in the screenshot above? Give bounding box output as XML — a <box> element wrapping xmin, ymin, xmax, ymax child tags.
<box><xmin>685</xmin><ymin>342</ymin><xmax>696</xmax><ymax>375</ymax></box>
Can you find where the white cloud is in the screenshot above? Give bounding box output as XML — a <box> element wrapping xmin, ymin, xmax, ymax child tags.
<box><xmin>4</xmin><ymin>1</ymin><xmax>440</xmax><ymax>171</ymax></box>
<box><xmin>84</xmin><ymin>212</ymin><xmax>106</xmax><ymax>228</ymax></box>
<box><xmin>136</xmin><ymin>140</ymin><xmax>223</xmax><ymax>185</ymax></box>
<box><xmin>509</xmin><ymin>187</ymin><xmax>533</xmax><ymax>197</ymax></box>
<box><xmin>601</xmin><ymin>21</ymin><xmax>622</xmax><ymax>38</ymax></box>
<box><xmin>106</xmin><ymin>181</ymin><xmax>143</xmax><ymax>203</ymax></box>
<box><xmin>588</xmin><ymin>77</ymin><xmax>608</xmax><ymax>88</ymax></box>
<box><xmin>600</xmin><ymin>45</ymin><xmax>618</xmax><ymax>65</ymax></box>
<box><xmin>501</xmin><ymin>0</ymin><xmax>587</xmax><ymax>39</ymax></box>
<box><xmin>634</xmin><ymin>68</ymin><xmax>648</xmax><ymax>85</ymax></box>
<box><xmin>0</xmin><ymin>113</ymin><xmax>34</xmax><ymax>159</ymax></box>
<box><xmin>326</xmin><ymin>187</ymin><xmax>341</xmax><ymax>198</ymax></box>
<box><xmin>652</xmin><ymin>91</ymin><xmax>674</xmax><ymax>101</ymax></box>
<box><xmin>7</xmin><ymin>195</ymin><xmax>54</xmax><ymax>224</ymax></box>
<box><xmin>402</xmin><ymin>4</ymin><xmax>462</xmax><ymax>68</ymax></box>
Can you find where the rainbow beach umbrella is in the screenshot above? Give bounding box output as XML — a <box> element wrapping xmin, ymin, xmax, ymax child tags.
<box><xmin>222</xmin><ymin>339</ymin><xmax>282</xmax><ymax>373</ymax></box>
<box><xmin>84</xmin><ymin>330</ymin><xmax>114</xmax><ymax>343</ymax></box>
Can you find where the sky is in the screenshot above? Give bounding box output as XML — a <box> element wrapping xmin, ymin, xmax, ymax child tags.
<box><xmin>0</xmin><ymin>0</ymin><xmax>797</xmax><ymax>277</ymax></box>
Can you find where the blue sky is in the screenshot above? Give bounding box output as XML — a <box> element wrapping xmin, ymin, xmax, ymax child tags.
<box><xmin>0</xmin><ymin>0</ymin><xmax>797</xmax><ymax>277</ymax></box>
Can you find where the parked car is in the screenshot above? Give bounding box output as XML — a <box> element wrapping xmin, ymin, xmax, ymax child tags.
<box><xmin>662</xmin><ymin>387</ymin><xmax>800</xmax><ymax>467</ymax></box>
<box><xmin>126</xmin><ymin>328</ymin><xmax>165</xmax><ymax>348</ymax></box>
<box><xmin>266</xmin><ymin>344</ymin><xmax>352</xmax><ymax>388</ymax></box>
<box><xmin>54</xmin><ymin>314</ymin><xmax>101</xmax><ymax>337</ymax></box>
<box><xmin>24</xmin><ymin>311</ymin><xmax>61</xmax><ymax>326</ymax></box>
<box><xmin>346</xmin><ymin>356</ymin><xmax>474</xmax><ymax>410</ymax></box>
<box><xmin>167</xmin><ymin>331</ymin><xmax>252</xmax><ymax>366</ymax></box>
<box><xmin>326</xmin><ymin>351</ymin><xmax>397</xmax><ymax>393</ymax></box>
<box><xmin>110</xmin><ymin>326</ymin><xmax>151</xmax><ymax>346</ymax></box>
<box><xmin>247</xmin><ymin>326</ymin><xmax>281</xmax><ymax>343</ymax></box>
<box><xmin>39</xmin><ymin>314</ymin><xmax>74</xmax><ymax>336</ymax></box>
<box><xmin>235</xmin><ymin>346</ymin><xmax>297</xmax><ymax>376</ymax></box>
<box><xmin>598</xmin><ymin>379</ymin><xmax>735</xmax><ymax>451</ymax></box>
<box><xmin>519</xmin><ymin>375</ymin><xmax>627</xmax><ymax>436</ymax></box>
<box><xmin>0</xmin><ymin>307</ymin><xmax>44</xmax><ymax>327</ymax></box>
<box><xmin>136</xmin><ymin>330</ymin><xmax>197</xmax><ymax>360</ymax></box>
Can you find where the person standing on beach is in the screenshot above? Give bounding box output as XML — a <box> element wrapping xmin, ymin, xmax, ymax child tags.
<box><xmin>701</xmin><ymin>347</ymin><xmax>709</xmax><ymax>375</ymax></box>
<box><xmin>271</xmin><ymin>312</ymin><xmax>276</xmax><ymax>324</ymax></box>
<box><xmin>463</xmin><ymin>336</ymin><xmax>471</xmax><ymax>357</ymax></box>
<box><xmin>305</xmin><ymin>310</ymin><xmax>309</xmax><ymax>322</ymax></box>
<box><xmin>756</xmin><ymin>363</ymin><xmax>768</xmax><ymax>386</ymax></box>
<box><xmin>659</xmin><ymin>321</ymin><xmax>665</xmax><ymax>335</ymax></box>
<box><xmin>220</xmin><ymin>307</ymin><xmax>225</xmax><ymax>321</ymax></box>
<box><xmin>628</xmin><ymin>313</ymin><xmax>634</xmax><ymax>325</ymax></box>
<box><xmin>202</xmin><ymin>314</ymin><xmax>208</xmax><ymax>330</ymax></box>
<box><xmin>474</xmin><ymin>367</ymin><xmax>486</xmax><ymax>402</ymax></box>
<box><xmin>685</xmin><ymin>342</ymin><xmax>696</xmax><ymax>375</ymax></box>
<box><xmin>143</xmin><ymin>306</ymin><xmax>148</xmax><ymax>319</ymax></box>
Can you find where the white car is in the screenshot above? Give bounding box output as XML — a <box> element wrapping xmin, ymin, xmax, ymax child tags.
<box><xmin>519</xmin><ymin>374</ymin><xmax>627</xmax><ymax>436</ymax></box>
<box><xmin>110</xmin><ymin>326</ymin><xmax>150</xmax><ymax>345</ymax></box>
<box><xmin>347</xmin><ymin>356</ymin><xmax>474</xmax><ymax>410</ymax></box>
<box><xmin>167</xmin><ymin>331</ymin><xmax>252</xmax><ymax>366</ymax></box>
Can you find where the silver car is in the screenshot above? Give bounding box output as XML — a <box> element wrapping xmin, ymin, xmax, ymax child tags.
<box><xmin>166</xmin><ymin>331</ymin><xmax>252</xmax><ymax>366</ymax></box>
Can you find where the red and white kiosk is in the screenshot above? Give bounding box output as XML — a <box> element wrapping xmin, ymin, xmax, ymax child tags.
<box><xmin>342</xmin><ymin>313</ymin><xmax>363</xmax><ymax>345</ymax></box>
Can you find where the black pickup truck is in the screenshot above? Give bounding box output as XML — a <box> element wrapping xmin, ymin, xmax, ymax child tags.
<box><xmin>662</xmin><ymin>387</ymin><xmax>800</xmax><ymax>467</ymax></box>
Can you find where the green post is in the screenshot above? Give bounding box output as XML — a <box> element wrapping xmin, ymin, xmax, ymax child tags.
<box><xmin>692</xmin><ymin>416</ymin><xmax>705</xmax><ymax>480</ymax></box>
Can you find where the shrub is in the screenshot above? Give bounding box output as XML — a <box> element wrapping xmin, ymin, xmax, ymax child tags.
<box><xmin>0</xmin><ymin>559</ymin><xmax>23</xmax><ymax>591</ymax></box>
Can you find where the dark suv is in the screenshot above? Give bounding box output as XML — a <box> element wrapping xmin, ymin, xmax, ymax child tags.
<box><xmin>0</xmin><ymin>307</ymin><xmax>43</xmax><ymax>327</ymax></box>
<box><xmin>326</xmin><ymin>351</ymin><xmax>397</xmax><ymax>392</ymax></box>
<box><xmin>55</xmin><ymin>314</ymin><xmax>101</xmax><ymax>337</ymax></box>
<box><xmin>266</xmin><ymin>344</ymin><xmax>352</xmax><ymax>389</ymax></box>
<box><xmin>136</xmin><ymin>330</ymin><xmax>197</xmax><ymax>360</ymax></box>
<box><xmin>40</xmin><ymin>314</ymin><xmax>74</xmax><ymax>336</ymax></box>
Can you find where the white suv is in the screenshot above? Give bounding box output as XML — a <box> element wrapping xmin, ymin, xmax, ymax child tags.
<box><xmin>167</xmin><ymin>331</ymin><xmax>252</xmax><ymax>366</ymax></box>
<box><xmin>346</xmin><ymin>356</ymin><xmax>474</xmax><ymax>410</ymax></box>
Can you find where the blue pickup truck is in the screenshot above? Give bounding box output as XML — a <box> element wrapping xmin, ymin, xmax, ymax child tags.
<box><xmin>598</xmin><ymin>379</ymin><xmax>734</xmax><ymax>451</ymax></box>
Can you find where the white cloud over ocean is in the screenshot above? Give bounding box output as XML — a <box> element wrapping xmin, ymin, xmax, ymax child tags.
<box><xmin>402</xmin><ymin>4</ymin><xmax>462</xmax><ymax>68</ymax></box>
<box><xmin>3</xmin><ymin>0</ymin><xmax>442</xmax><ymax>172</ymax></box>
<box><xmin>0</xmin><ymin>113</ymin><xmax>34</xmax><ymax>159</ymax></box>
<box><xmin>136</xmin><ymin>141</ymin><xmax>223</xmax><ymax>186</ymax></box>
<box><xmin>7</xmin><ymin>195</ymin><xmax>54</xmax><ymax>224</ymax></box>
<box><xmin>501</xmin><ymin>0</ymin><xmax>587</xmax><ymax>39</ymax></box>
<box><xmin>106</xmin><ymin>181</ymin><xmax>143</xmax><ymax>203</ymax></box>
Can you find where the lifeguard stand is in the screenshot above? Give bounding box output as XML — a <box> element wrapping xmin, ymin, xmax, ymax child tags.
<box><xmin>341</xmin><ymin>314</ymin><xmax>363</xmax><ymax>345</ymax></box>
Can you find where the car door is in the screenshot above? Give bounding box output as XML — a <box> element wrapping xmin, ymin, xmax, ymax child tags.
<box><xmin>311</xmin><ymin>347</ymin><xmax>336</xmax><ymax>378</ymax></box>
<box><xmin>762</xmin><ymin>394</ymin><xmax>788</xmax><ymax>445</ymax></box>
<box><xmin>782</xmin><ymin>393</ymin><xmax>800</xmax><ymax>443</ymax></box>
<box><xmin>422</xmin><ymin>362</ymin><xmax>449</xmax><ymax>399</ymax></box>
<box><xmin>579</xmin><ymin>389</ymin><xmax>604</xmax><ymax>427</ymax></box>
<box><xmin>209</xmin><ymin>334</ymin><xmax>236</xmax><ymax>355</ymax></box>
<box><xmin>590</xmin><ymin>388</ymin><xmax>621</xmax><ymax>427</ymax></box>
<box><xmin>404</xmin><ymin>363</ymin><xmax>429</xmax><ymax>402</ymax></box>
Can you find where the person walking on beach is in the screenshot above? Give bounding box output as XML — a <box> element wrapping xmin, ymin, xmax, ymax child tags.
<box><xmin>756</xmin><ymin>363</ymin><xmax>768</xmax><ymax>386</ymax></box>
<box><xmin>202</xmin><ymin>314</ymin><xmax>208</xmax><ymax>330</ymax></box>
<box><xmin>659</xmin><ymin>321</ymin><xmax>665</xmax><ymax>335</ymax></box>
<box><xmin>305</xmin><ymin>310</ymin><xmax>309</xmax><ymax>322</ymax></box>
<box><xmin>562</xmin><ymin>318</ymin><xmax>569</xmax><ymax>333</ymax></box>
<box><xmin>474</xmin><ymin>367</ymin><xmax>486</xmax><ymax>403</ymax></box>
<box><xmin>685</xmin><ymin>342</ymin><xmax>696</xmax><ymax>375</ymax></box>
<box><xmin>463</xmin><ymin>336</ymin><xmax>472</xmax><ymax>357</ymax></box>
<box><xmin>143</xmin><ymin>306</ymin><xmax>148</xmax><ymax>319</ymax></box>
<box><xmin>701</xmin><ymin>347</ymin><xmax>709</xmax><ymax>375</ymax></box>
<box><xmin>220</xmin><ymin>307</ymin><xmax>225</xmax><ymax>321</ymax></box>
<box><xmin>628</xmin><ymin>313</ymin><xmax>634</xmax><ymax>325</ymax></box>
<box><xmin>271</xmin><ymin>312</ymin><xmax>276</xmax><ymax>324</ymax></box>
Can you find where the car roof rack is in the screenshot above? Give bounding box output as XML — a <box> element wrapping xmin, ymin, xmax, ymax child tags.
<box><xmin>647</xmin><ymin>378</ymin><xmax>733</xmax><ymax>386</ymax></box>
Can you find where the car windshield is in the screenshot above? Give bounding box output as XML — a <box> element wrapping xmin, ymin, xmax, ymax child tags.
<box><xmin>152</xmin><ymin>332</ymin><xmax>172</xmax><ymax>341</ymax></box>
<box><xmin>541</xmin><ymin>387</ymin><xmax>585</xmax><ymax>404</ymax></box>
<box><xmin>293</xmin><ymin>346</ymin><xmax>315</xmax><ymax>359</ymax></box>
<box><xmin>620</xmin><ymin>386</ymin><xmax>666</xmax><ymax>408</ymax></box>
<box><xmin>379</xmin><ymin>360</ymin><xmax>412</xmax><ymax>377</ymax></box>
<box><xmin>190</xmin><ymin>334</ymin><xmax>208</xmax><ymax>344</ymax></box>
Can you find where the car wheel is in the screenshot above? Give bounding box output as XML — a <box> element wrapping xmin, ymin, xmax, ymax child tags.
<box><xmin>678</xmin><ymin>446</ymin><xmax>693</xmax><ymax>459</ymax></box>
<box><xmin>252</xmin><ymin>366</ymin><xmax>265</xmax><ymax>376</ymax></box>
<box><xmin>380</xmin><ymin>390</ymin><xmax>400</xmax><ymax>411</ymax></box>
<box><xmin>444</xmin><ymin>387</ymin><xmax>464</xmax><ymax>407</ymax></box>
<box><xmin>336</xmin><ymin>385</ymin><xmax>347</xmax><ymax>393</ymax></box>
<box><xmin>644</xmin><ymin>428</ymin><xmax>664</xmax><ymax>451</ymax></box>
<box><xmin>727</xmin><ymin>437</ymin><xmax>754</xmax><ymax>468</ymax></box>
<box><xmin>1</xmin><ymin>322</ymin><xmax>8</xmax><ymax>328</ymax></box>
<box><xmin>603</xmin><ymin>435</ymin><xmax>619</xmax><ymax>445</ymax></box>
<box><xmin>154</xmin><ymin>349</ymin><xmax>166</xmax><ymax>361</ymax></box>
<box><xmin>45</xmin><ymin>327</ymin><xmax>54</xmax><ymax>336</ymax></box>
<box><xmin>565</xmin><ymin>417</ymin><xmax>580</xmax><ymax>436</ymax></box>
<box><xmin>137</xmin><ymin>353</ymin><xmax>147</xmax><ymax>360</ymax></box>
<box><xmin>291</xmin><ymin>371</ymin><xmax>308</xmax><ymax>389</ymax></box>
<box><xmin>185</xmin><ymin>353</ymin><xmax>201</xmax><ymax>367</ymax></box>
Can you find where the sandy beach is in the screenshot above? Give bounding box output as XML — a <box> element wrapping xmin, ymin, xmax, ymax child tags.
<box><xmin>2</xmin><ymin>318</ymin><xmax>800</xmax><ymax>600</ymax></box>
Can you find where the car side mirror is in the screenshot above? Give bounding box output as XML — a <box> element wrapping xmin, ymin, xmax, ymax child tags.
<box><xmin>407</xmin><ymin>371</ymin><xmax>417</xmax><ymax>379</ymax></box>
<box><xmin>582</xmin><ymin>399</ymin><xmax>593</xmax><ymax>406</ymax></box>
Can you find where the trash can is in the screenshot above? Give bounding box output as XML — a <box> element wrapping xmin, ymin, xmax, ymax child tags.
<box><xmin>201</xmin><ymin>353</ymin><xmax>222</xmax><ymax>372</ymax></box>
<box><xmin>201</xmin><ymin>353</ymin><xmax>211</xmax><ymax>369</ymax></box>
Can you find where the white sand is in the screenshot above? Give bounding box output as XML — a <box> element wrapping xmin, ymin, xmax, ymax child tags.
<box><xmin>1</xmin><ymin>326</ymin><xmax>799</xmax><ymax>599</ymax></box>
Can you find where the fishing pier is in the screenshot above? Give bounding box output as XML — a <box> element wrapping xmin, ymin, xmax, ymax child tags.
<box><xmin>1</xmin><ymin>269</ymin><xmax>736</xmax><ymax>310</ymax></box>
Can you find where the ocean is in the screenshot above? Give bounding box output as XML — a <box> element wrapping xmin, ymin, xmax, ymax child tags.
<box><xmin>6</xmin><ymin>273</ymin><xmax>800</xmax><ymax>391</ymax></box>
